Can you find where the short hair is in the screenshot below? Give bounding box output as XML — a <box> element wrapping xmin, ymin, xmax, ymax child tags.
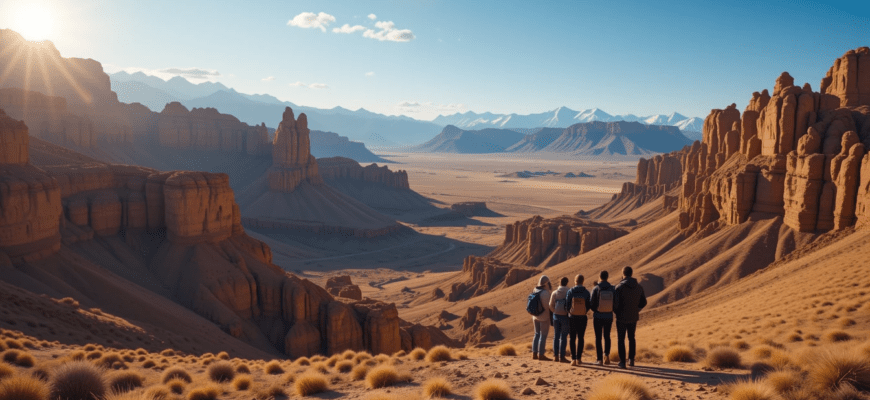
<box><xmin>623</xmin><ymin>266</ymin><xmax>633</xmax><ymax>278</ymax></box>
<box><xmin>560</xmin><ymin>276</ymin><xmax>569</xmax><ymax>286</ymax></box>
<box><xmin>599</xmin><ymin>270</ymin><xmax>609</xmax><ymax>281</ymax></box>
<box><xmin>575</xmin><ymin>274</ymin><xmax>584</xmax><ymax>285</ymax></box>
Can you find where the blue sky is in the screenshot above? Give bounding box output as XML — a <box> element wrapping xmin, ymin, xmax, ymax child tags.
<box><xmin>1</xmin><ymin>0</ymin><xmax>868</xmax><ymax>120</ymax></box>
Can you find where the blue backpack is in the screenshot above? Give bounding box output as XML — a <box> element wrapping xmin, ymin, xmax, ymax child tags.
<box><xmin>526</xmin><ymin>289</ymin><xmax>545</xmax><ymax>316</ymax></box>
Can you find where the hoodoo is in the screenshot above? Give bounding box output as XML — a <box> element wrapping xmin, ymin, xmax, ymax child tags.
<box><xmin>268</xmin><ymin>107</ymin><xmax>324</xmax><ymax>191</ymax></box>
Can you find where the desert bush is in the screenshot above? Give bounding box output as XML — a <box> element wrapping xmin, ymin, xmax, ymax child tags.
<box><xmin>589</xmin><ymin>375</ymin><xmax>654</xmax><ymax>400</ymax></box>
<box><xmin>96</xmin><ymin>353</ymin><xmax>125</xmax><ymax>369</ymax></box>
<box><xmin>216</xmin><ymin>352</ymin><xmax>230</xmax><ymax>360</ymax></box>
<box><xmin>207</xmin><ymin>361</ymin><xmax>235</xmax><ymax>383</ymax></box>
<box><xmin>108</xmin><ymin>371</ymin><xmax>144</xmax><ymax>392</ymax></box>
<box><xmin>103</xmin><ymin>391</ymin><xmax>159</xmax><ymax>400</ymax></box>
<box><xmin>752</xmin><ymin>345</ymin><xmax>775</xmax><ymax>360</ymax></box>
<box><xmin>423</xmin><ymin>377</ymin><xmax>453</xmax><ymax>398</ymax></box>
<box><xmin>764</xmin><ymin>369</ymin><xmax>802</xmax><ymax>393</ymax></box>
<box><xmin>4</xmin><ymin>339</ymin><xmax>22</xmax><ymax>350</ymax></box>
<box><xmin>366</xmin><ymin>365</ymin><xmax>399</xmax><ymax>389</ymax></box>
<box><xmin>159</xmin><ymin>350</ymin><xmax>174</xmax><ymax>357</ymax></box>
<box><xmin>408</xmin><ymin>348</ymin><xmax>427</xmax><ymax>361</ymax></box>
<box><xmin>141</xmin><ymin>360</ymin><xmax>156</xmax><ymax>369</ymax></box>
<box><xmin>235</xmin><ymin>363</ymin><xmax>250</xmax><ymax>374</ymax></box>
<box><xmin>311</xmin><ymin>361</ymin><xmax>330</xmax><ymax>374</ymax></box>
<box><xmin>474</xmin><ymin>379</ymin><xmax>511</xmax><ymax>400</ymax></box>
<box><xmin>351</xmin><ymin>364</ymin><xmax>370</xmax><ymax>381</ymax></box>
<box><xmin>722</xmin><ymin>380</ymin><xmax>780</xmax><ymax>400</ymax></box>
<box><xmin>823</xmin><ymin>330</ymin><xmax>852</xmax><ymax>343</ymax></box>
<box><xmin>0</xmin><ymin>362</ymin><xmax>14</xmax><ymax>380</ymax></box>
<box><xmin>707</xmin><ymin>347</ymin><xmax>742</xmax><ymax>369</ymax></box>
<box><xmin>263</xmin><ymin>360</ymin><xmax>284</xmax><ymax>375</ymax></box>
<box><xmin>161</xmin><ymin>367</ymin><xmax>191</xmax><ymax>384</ymax></box>
<box><xmin>426</xmin><ymin>346</ymin><xmax>453</xmax><ymax>363</ymax></box>
<box><xmin>664</xmin><ymin>345</ymin><xmax>695</xmax><ymax>362</ymax></box>
<box><xmin>341</xmin><ymin>350</ymin><xmax>357</xmax><ymax>360</ymax></box>
<box><xmin>294</xmin><ymin>356</ymin><xmax>311</xmax><ymax>366</ymax></box>
<box><xmin>145</xmin><ymin>386</ymin><xmax>170</xmax><ymax>400</ymax></box>
<box><xmin>186</xmin><ymin>384</ymin><xmax>220</xmax><ymax>400</ymax></box>
<box><xmin>334</xmin><ymin>360</ymin><xmax>354</xmax><ymax>373</ymax></box>
<box><xmin>294</xmin><ymin>372</ymin><xmax>329</xmax><ymax>396</ymax></box>
<box><xmin>353</xmin><ymin>352</ymin><xmax>373</xmax><ymax>364</ymax></box>
<box><xmin>49</xmin><ymin>360</ymin><xmax>108</xmax><ymax>400</ymax></box>
<box><xmin>732</xmin><ymin>340</ymin><xmax>751</xmax><ymax>350</ymax></box>
<box><xmin>0</xmin><ymin>375</ymin><xmax>50</xmax><ymax>400</ymax></box>
<box><xmin>232</xmin><ymin>375</ymin><xmax>252</xmax><ymax>391</ymax></box>
<box><xmin>496</xmin><ymin>344</ymin><xmax>517</xmax><ymax>356</ymax></box>
<box><xmin>807</xmin><ymin>349</ymin><xmax>870</xmax><ymax>391</ymax></box>
<box><xmin>166</xmin><ymin>378</ymin><xmax>186</xmax><ymax>394</ymax></box>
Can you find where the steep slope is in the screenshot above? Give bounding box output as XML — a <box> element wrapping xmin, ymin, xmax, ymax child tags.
<box><xmin>504</xmin><ymin>127</ymin><xmax>564</xmax><ymax>152</ymax></box>
<box><xmin>412</xmin><ymin>125</ymin><xmax>526</xmax><ymax>153</ymax></box>
<box><xmin>542</xmin><ymin>121</ymin><xmax>693</xmax><ymax>156</ymax></box>
<box><xmin>310</xmin><ymin>130</ymin><xmax>389</xmax><ymax>163</ymax></box>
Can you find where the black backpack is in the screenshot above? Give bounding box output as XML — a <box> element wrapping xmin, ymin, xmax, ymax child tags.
<box><xmin>526</xmin><ymin>289</ymin><xmax>545</xmax><ymax>316</ymax></box>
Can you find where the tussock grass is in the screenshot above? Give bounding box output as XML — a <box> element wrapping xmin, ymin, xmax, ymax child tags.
<box><xmin>166</xmin><ymin>378</ymin><xmax>186</xmax><ymax>394</ymax></box>
<box><xmin>108</xmin><ymin>370</ymin><xmax>144</xmax><ymax>392</ymax></box>
<box><xmin>207</xmin><ymin>361</ymin><xmax>235</xmax><ymax>383</ymax></box>
<box><xmin>186</xmin><ymin>384</ymin><xmax>221</xmax><ymax>400</ymax></box>
<box><xmin>49</xmin><ymin>360</ymin><xmax>108</xmax><ymax>400</ymax></box>
<box><xmin>425</xmin><ymin>346</ymin><xmax>453</xmax><ymax>363</ymax></box>
<box><xmin>496</xmin><ymin>344</ymin><xmax>517</xmax><ymax>356</ymax></box>
<box><xmin>141</xmin><ymin>360</ymin><xmax>156</xmax><ymax>369</ymax></box>
<box><xmin>235</xmin><ymin>363</ymin><xmax>250</xmax><ymax>374</ymax></box>
<box><xmin>326</xmin><ymin>355</ymin><xmax>339</xmax><ymax>367</ymax></box>
<box><xmin>103</xmin><ymin>392</ymin><xmax>158</xmax><ymax>400</ymax></box>
<box><xmin>3</xmin><ymin>339</ymin><xmax>23</xmax><ymax>350</ymax></box>
<box><xmin>423</xmin><ymin>377</ymin><xmax>453</xmax><ymax>398</ymax></box>
<box><xmin>341</xmin><ymin>350</ymin><xmax>357</xmax><ymax>360</ymax></box>
<box><xmin>294</xmin><ymin>357</ymin><xmax>311</xmax><ymax>366</ymax></box>
<box><xmin>807</xmin><ymin>348</ymin><xmax>870</xmax><ymax>391</ymax></box>
<box><xmin>351</xmin><ymin>364</ymin><xmax>370</xmax><ymax>381</ymax></box>
<box><xmin>366</xmin><ymin>365</ymin><xmax>400</xmax><ymax>389</ymax></box>
<box><xmin>145</xmin><ymin>386</ymin><xmax>170</xmax><ymax>400</ymax></box>
<box><xmin>722</xmin><ymin>380</ymin><xmax>780</xmax><ymax>400</ymax></box>
<box><xmin>96</xmin><ymin>353</ymin><xmax>125</xmax><ymax>369</ymax></box>
<box><xmin>664</xmin><ymin>345</ymin><xmax>695</xmax><ymax>362</ymax></box>
<box><xmin>589</xmin><ymin>375</ymin><xmax>654</xmax><ymax>400</ymax></box>
<box><xmin>374</xmin><ymin>354</ymin><xmax>391</xmax><ymax>364</ymax></box>
<box><xmin>232</xmin><ymin>375</ymin><xmax>252</xmax><ymax>390</ymax></box>
<box><xmin>334</xmin><ymin>360</ymin><xmax>354</xmax><ymax>373</ymax></box>
<box><xmin>216</xmin><ymin>351</ymin><xmax>230</xmax><ymax>360</ymax></box>
<box><xmin>751</xmin><ymin>345</ymin><xmax>775</xmax><ymax>360</ymax></box>
<box><xmin>294</xmin><ymin>372</ymin><xmax>329</xmax><ymax>396</ymax></box>
<box><xmin>353</xmin><ymin>352</ymin><xmax>372</xmax><ymax>364</ymax></box>
<box><xmin>264</xmin><ymin>384</ymin><xmax>286</xmax><ymax>398</ymax></box>
<box><xmin>263</xmin><ymin>360</ymin><xmax>284</xmax><ymax>375</ymax></box>
<box><xmin>822</xmin><ymin>330</ymin><xmax>852</xmax><ymax>343</ymax></box>
<box><xmin>474</xmin><ymin>379</ymin><xmax>511</xmax><ymax>400</ymax></box>
<box><xmin>706</xmin><ymin>347</ymin><xmax>742</xmax><ymax>369</ymax></box>
<box><xmin>310</xmin><ymin>361</ymin><xmax>330</xmax><ymax>374</ymax></box>
<box><xmin>161</xmin><ymin>367</ymin><xmax>192</xmax><ymax>383</ymax></box>
<box><xmin>0</xmin><ymin>375</ymin><xmax>49</xmax><ymax>400</ymax></box>
<box><xmin>0</xmin><ymin>362</ymin><xmax>14</xmax><ymax>380</ymax></box>
<box><xmin>408</xmin><ymin>348</ymin><xmax>427</xmax><ymax>361</ymax></box>
<box><xmin>764</xmin><ymin>369</ymin><xmax>802</xmax><ymax>393</ymax></box>
<box><xmin>159</xmin><ymin>349</ymin><xmax>175</xmax><ymax>357</ymax></box>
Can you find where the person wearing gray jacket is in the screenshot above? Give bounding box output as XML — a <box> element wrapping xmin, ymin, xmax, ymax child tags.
<box><xmin>548</xmin><ymin>276</ymin><xmax>570</xmax><ymax>363</ymax></box>
<box><xmin>530</xmin><ymin>275</ymin><xmax>552</xmax><ymax>361</ymax></box>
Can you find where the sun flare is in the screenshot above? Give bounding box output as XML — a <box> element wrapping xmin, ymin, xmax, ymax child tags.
<box><xmin>11</xmin><ymin>4</ymin><xmax>55</xmax><ymax>41</ymax></box>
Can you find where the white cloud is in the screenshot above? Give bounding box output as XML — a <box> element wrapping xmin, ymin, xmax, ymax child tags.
<box><xmin>368</xmin><ymin>13</ymin><xmax>377</xmax><ymax>20</ymax></box>
<box><xmin>396</xmin><ymin>101</ymin><xmax>466</xmax><ymax>114</ymax></box>
<box><xmin>287</xmin><ymin>12</ymin><xmax>336</xmax><ymax>32</ymax></box>
<box><xmin>113</xmin><ymin>66</ymin><xmax>222</xmax><ymax>82</ymax></box>
<box><xmin>290</xmin><ymin>81</ymin><xmax>329</xmax><ymax>89</ymax></box>
<box><xmin>365</xmin><ymin>71</ymin><xmax>375</xmax><ymax>77</ymax></box>
<box><xmin>160</xmin><ymin>67</ymin><xmax>221</xmax><ymax>79</ymax></box>
<box><xmin>363</xmin><ymin>20</ymin><xmax>415</xmax><ymax>42</ymax></box>
<box><xmin>262</xmin><ymin>76</ymin><xmax>275</xmax><ymax>82</ymax></box>
<box><xmin>332</xmin><ymin>24</ymin><xmax>366</xmax><ymax>34</ymax></box>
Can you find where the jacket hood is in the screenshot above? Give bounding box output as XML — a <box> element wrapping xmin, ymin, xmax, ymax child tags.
<box><xmin>554</xmin><ymin>286</ymin><xmax>569</xmax><ymax>295</ymax></box>
<box><xmin>537</xmin><ymin>275</ymin><xmax>550</xmax><ymax>287</ymax></box>
<box><xmin>619</xmin><ymin>277</ymin><xmax>639</xmax><ymax>289</ymax></box>
<box><xmin>597</xmin><ymin>281</ymin><xmax>614</xmax><ymax>290</ymax></box>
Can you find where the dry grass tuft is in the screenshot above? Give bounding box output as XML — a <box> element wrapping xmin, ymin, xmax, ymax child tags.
<box><xmin>722</xmin><ymin>380</ymin><xmax>780</xmax><ymax>400</ymax></box>
<box><xmin>216</xmin><ymin>351</ymin><xmax>230</xmax><ymax>360</ymax></box>
<box><xmin>103</xmin><ymin>391</ymin><xmax>159</xmax><ymax>400</ymax></box>
<box><xmin>0</xmin><ymin>375</ymin><xmax>50</xmax><ymax>400</ymax></box>
<box><xmin>334</xmin><ymin>360</ymin><xmax>354</xmax><ymax>373</ymax></box>
<box><xmin>764</xmin><ymin>369</ymin><xmax>802</xmax><ymax>393</ymax></box>
<box><xmin>822</xmin><ymin>330</ymin><xmax>853</xmax><ymax>343</ymax></box>
<box><xmin>496</xmin><ymin>344</ymin><xmax>517</xmax><ymax>356</ymax></box>
<box><xmin>50</xmin><ymin>360</ymin><xmax>108</xmax><ymax>400</ymax></box>
<box><xmin>423</xmin><ymin>377</ymin><xmax>453</xmax><ymax>398</ymax></box>
<box><xmin>108</xmin><ymin>370</ymin><xmax>144</xmax><ymax>392</ymax></box>
<box><xmin>232</xmin><ymin>375</ymin><xmax>252</xmax><ymax>391</ymax></box>
<box><xmin>294</xmin><ymin>356</ymin><xmax>311</xmax><ymax>366</ymax></box>
<box><xmin>353</xmin><ymin>352</ymin><xmax>372</xmax><ymax>364</ymax></box>
<box><xmin>294</xmin><ymin>372</ymin><xmax>329</xmax><ymax>396</ymax></box>
<box><xmin>751</xmin><ymin>345</ymin><xmax>775</xmax><ymax>360</ymax></box>
<box><xmin>664</xmin><ymin>345</ymin><xmax>696</xmax><ymax>362</ymax></box>
<box><xmin>186</xmin><ymin>384</ymin><xmax>221</xmax><ymax>400</ymax></box>
<box><xmin>474</xmin><ymin>379</ymin><xmax>511</xmax><ymax>400</ymax></box>
<box><xmin>161</xmin><ymin>367</ymin><xmax>192</xmax><ymax>384</ymax></box>
<box><xmin>425</xmin><ymin>346</ymin><xmax>453</xmax><ymax>363</ymax></box>
<box><xmin>341</xmin><ymin>350</ymin><xmax>357</xmax><ymax>360</ymax></box>
<box><xmin>351</xmin><ymin>364</ymin><xmax>370</xmax><ymax>381</ymax></box>
<box><xmin>408</xmin><ymin>348</ymin><xmax>427</xmax><ymax>361</ymax></box>
<box><xmin>589</xmin><ymin>375</ymin><xmax>654</xmax><ymax>400</ymax></box>
<box><xmin>235</xmin><ymin>363</ymin><xmax>250</xmax><ymax>374</ymax></box>
<box><xmin>807</xmin><ymin>348</ymin><xmax>870</xmax><ymax>392</ymax></box>
<box><xmin>95</xmin><ymin>353</ymin><xmax>125</xmax><ymax>369</ymax></box>
<box><xmin>0</xmin><ymin>362</ymin><xmax>14</xmax><ymax>380</ymax></box>
<box><xmin>310</xmin><ymin>361</ymin><xmax>330</xmax><ymax>374</ymax></box>
<box><xmin>706</xmin><ymin>347</ymin><xmax>742</xmax><ymax>369</ymax></box>
<box><xmin>145</xmin><ymin>386</ymin><xmax>170</xmax><ymax>400</ymax></box>
<box><xmin>207</xmin><ymin>361</ymin><xmax>235</xmax><ymax>383</ymax></box>
<box><xmin>166</xmin><ymin>378</ymin><xmax>186</xmax><ymax>394</ymax></box>
<box><xmin>263</xmin><ymin>360</ymin><xmax>284</xmax><ymax>375</ymax></box>
<box><xmin>366</xmin><ymin>365</ymin><xmax>400</xmax><ymax>389</ymax></box>
<box><xmin>829</xmin><ymin>383</ymin><xmax>866</xmax><ymax>400</ymax></box>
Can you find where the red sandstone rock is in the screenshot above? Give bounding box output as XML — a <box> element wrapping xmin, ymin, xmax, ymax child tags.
<box><xmin>325</xmin><ymin>275</ymin><xmax>363</xmax><ymax>301</ymax></box>
<box><xmin>318</xmin><ymin>156</ymin><xmax>410</xmax><ymax>189</ymax></box>
<box><xmin>157</xmin><ymin>102</ymin><xmax>270</xmax><ymax>154</ymax></box>
<box><xmin>267</xmin><ymin>107</ymin><xmax>323</xmax><ymax>192</ymax></box>
<box><xmin>821</xmin><ymin>47</ymin><xmax>870</xmax><ymax>107</ymax></box>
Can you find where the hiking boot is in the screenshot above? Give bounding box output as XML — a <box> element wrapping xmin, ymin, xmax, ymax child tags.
<box><xmin>559</xmin><ymin>357</ymin><xmax>569</xmax><ymax>363</ymax></box>
<box><xmin>552</xmin><ymin>357</ymin><xmax>560</xmax><ymax>363</ymax></box>
<box><xmin>570</xmin><ymin>360</ymin><xmax>578</xmax><ymax>367</ymax></box>
<box><xmin>538</xmin><ymin>355</ymin><xmax>551</xmax><ymax>361</ymax></box>
<box><xmin>604</xmin><ymin>356</ymin><xmax>610</xmax><ymax>365</ymax></box>
<box><xmin>618</xmin><ymin>362</ymin><xmax>627</xmax><ymax>369</ymax></box>
<box><xmin>532</xmin><ymin>354</ymin><xmax>538</xmax><ymax>360</ymax></box>
<box><xmin>629</xmin><ymin>359</ymin><xmax>635</xmax><ymax>367</ymax></box>
<box><xmin>594</xmin><ymin>360</ymin><xmax>603</xmax><ymax>366</ymax></box>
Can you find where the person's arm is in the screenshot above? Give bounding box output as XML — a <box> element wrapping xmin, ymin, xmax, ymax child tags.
<box><xmin>548</xmin><ymin>290</ymin><xmax>556</xmax><ymax>313</ymax></box>
<box><xmin>584</xmin><ymin>289</ymin><xmax>592</xmax><ymax>313</ymax></box>
<box><xmin>590</xmin><ymin>286</ymin><xmax>599</xmax><ymax>313</ymax></box>
<box><xmin>638</xmin><ymin>286</ymin><xmax>647</xmax><ymax>310</ymax></box>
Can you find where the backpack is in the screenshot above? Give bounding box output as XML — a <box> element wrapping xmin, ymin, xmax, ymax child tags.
<box><xmin>526</xmin><ymin>289</ymin><xmax>545</xmax><ymax>316</ymax></box>
<box><xmin>597</xmin><ymin>286</ymin><xmax>614</xmax><ymax>313</ymax></box>
<box><xmin>555</xmin><ymin>297</ymin><xmax>568</xmax><ymax>314</ymax></box>
<box><xmin>570</xmin><ymin>296</ymin><xmax>586</xmax><ymax>316</ymax></box>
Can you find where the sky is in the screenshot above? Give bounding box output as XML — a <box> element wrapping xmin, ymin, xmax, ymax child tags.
<box><xmin>1</xmin><ymin>0</ymin><xmax>869</xmax><ymax>121</ymax></box>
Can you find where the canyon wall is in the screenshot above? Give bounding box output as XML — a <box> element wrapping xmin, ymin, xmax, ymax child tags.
<box><xmin>497</xmin><ymin>215</ymin><xmax>627</xmax><ymax>268</ymax></box>
<box><xmin>157</xmin><ymin>102</ymin><xmax>270</xmax><ymax>155</ymax></box>
<box><xmin>318</xmin><ymin>156</ymin><xmax>410</xmax><ymax>189</ymax></box>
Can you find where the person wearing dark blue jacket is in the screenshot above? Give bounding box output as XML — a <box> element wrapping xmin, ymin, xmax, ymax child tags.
<box><xmin>613</xmin><ymin>266</ymin><xmax>647</xmax><ymax>369</ymax></box>
<box><xmin>565</xmin><ymin>274</ymin><xmax>591</xmax><ymax>366</ymax></box>
<box><xmin>589</xmin><ymin>270</ymin><xmax>615</xmax><ymax>365</ymax></box>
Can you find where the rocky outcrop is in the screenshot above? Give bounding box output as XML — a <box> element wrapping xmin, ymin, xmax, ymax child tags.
<box><xmin>267</xmin><ymin>107</ymin><xmax>323</xmax><ymax>192</ymax></box>
<box><xmin>317</xmin><ymin>156</ymin><xmax>409</xmax><ymax>189</ymax></box>
<box><xmin>457</xmin><ymin>306</ymin><xmax>504</xmax><ymax>344</ymax></box>
<box><xmin>497</xmin><ymin>215</ymin><xmax>627</xmax><ymax>268</ymax></box>
<box><xmin>821</xmin><ymin>47</ymin><xmax>870</xmax><ymax>108</ymax></box>
<box><xmin>0</xmin><ymin>88</ymin><xmax>101</xmax><ymax>148</ymax></box>
<box><xmin>157</xmin><ymin>102</ymin><xmax>270</xmax><ymax>155</ymax></box>
<box><xmin>325</xmin><ymin>276</ymin><xmax>363</xmax><ymax>301</ymax></box>
<box><xmin>446</xmin><ymin>256</ymin><xmax>536</xmax><ymax>301</ymax></box>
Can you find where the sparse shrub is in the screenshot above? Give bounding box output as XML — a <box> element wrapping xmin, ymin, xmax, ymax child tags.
<box><xmin>408</xmin><ymin>348</ymin><xmax>426</xmax><ymax>361</ymax></box>
<box><xmin>232</xmin><ymin>375</ymin><xmax>252</xmax><ymax>391</ymax></box>
<box><xmin>145</xmin><ymin>386</ymin><xmax>170</xmax><ymax>400</ymax></box>
<box><xmin>186</xmin><ymin>385</ymin><xmax>220</xmax><ymax>400</ymax></box>
<box><xmin>589</xmin><ymin>375</ymin><xmax>654</xmax><ymax>400</ymax></box>
<box><xmin>141</xmin><ymin>360</ymin><xmax>156</xmax><ymax>369</ymax></box>
<box><xmin>496</xmin><ymin>344</ymin><xmax>516</xmax><ymax>356</ymax></box>
<box><xmin>722</xmin><ymin>380</ymin><xmax>780</xmax><ymax>400</ymax></box>
<box><xmin>0</xmin><ymin>375</ymin><xmax>50</xmax><ymax>400</ymax></box>
<box><xmin>423</xmin><ymin>377</ymin><xmax>453</xmax><ymax>398</ymax></box>
<box><xmin>341</xmin><ymin>350</ymin><xmax>356</xmax><ymax>360</ymax></box>
<box><xmin>216</xmin><ymin>352</ymin><xmax>229</xmax><ymax>360</ymax></box>
<box><xmin>294</xmin><ymin>356</ymin><xmax>311</xmax><ymax>366</ymax></box>
<box><xmin>263</xmin><ymin>360</ymin><xmax>284</xmax><ymax>375</ymax></box>
<box><xmin>823</xmin><ymin>330</ymin><xmax>852</xmax><ymax>343</ymax></box>
<box><xmin>706</xmin><ymin>347</ymin><xmax>742</xmax><ymax>369</ymax></box>
<box><xmin>49</xmin><ymin>360</ymin><xmax>108</xmax><ymax>400</ymax></box>
<box><xmin>353</xmin><ymin>352</ymin><xmax>372</xmax><ymax>364</ymax></box>
<box><xmin>664</xmin><ymin>345</ymin><xmax>695</xmax><ymax>362</ymax></box>
<box><xmin>366</xmin><ymin>365</ymin><xmax>399</xmax><ymax>388</ymax></box>
<box><xmin>752</xmin><ymin>345</ymin><xmax>775</xmax><ymax>360</ymax></box>
<box><xmin>311</xmin><ymin>361</ymin><xmax>330</xmax><ymax>373</ymax></box>
<box><xmin>166</xmin><ymin>378</ymin><xmax>186</xmax><ymax>394</ymax></box>
<box><xmin>334</xmin><ymin>360</ymin><xmax>354</xmax><ymax>373</ymax></box>
<box><xmin>351</xmin><ymin>364</ymin><xmax>369</xmax><ymax>381</ymax></box>
<box><xmin>474</xmin><ymin>379</ymin><xmax>511</xmax><ymax>400</ymax></box>
<box><xmin>829</xmin><ymin>383</ymin><xmax>866</xmax><ymax>400</ymax></box>
<box><xmin>96</xmin><ymin>353</ymin><xmax>125</xmax><ymax>369</ymax></box>
<box><xmin>235</xmin><ymin>363</ymin><xmax>250</xmax><ymax>374</ymax></box>
<box><xmin>750</xmin><ymin>362</ymin><xmax>775</xmax><ymax>380</ymax></box>
<box><xmin>808</xmin><ymin>349</ymin><xmax>870</xmax><ymax>391</ymax></box>
<box><xmin>159</xmin><ymin>350</ymin><xmax>175</xmax><ymax>357</ymax></box>
<box><xmin>294</xmin><ymin>372</ymin><xmax>329</xmax><ymax>396</ymax></box>
<box><xmin>161</xmin><ymin>367</ymin><xmax>192</xmax><ymax>384</ymax></box>
<box><xmin>0</xmin><ymin>362</ymin><xmax>14</xmax><ymax>380</ymax></box>
<box><xmin>4</xmin><ymin>339</ymin><xmax>22</xmax><ymax>350</ymax></box>
<box><xmin>265</xmin><ymin>384</ymin><xmax>285</xmax><ymax>397</ymax></box>
<box><xmin>425</xmin><ymin>346</ymin><xmax>453</xmax><ymax>363</ymax></box>
<box><xmin>764</xmin><ymin>369</ymin><xmax>802</xmax><ymax>393</ymax></box>
<box><xmin>108</xmin><ymin>371</ymin><xmax>144</xmax><ymax>392</ymax></box>
<box><xmin>207</xmin><ymin>361</ymin><xmax>235</xmax><ymax>383</ymax></box>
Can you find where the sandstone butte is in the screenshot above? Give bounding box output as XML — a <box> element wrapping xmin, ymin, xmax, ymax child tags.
<box><xmin>0</xmin><ymin>107</ymin><xmax>454</xmax><ymax>358</ymax></box>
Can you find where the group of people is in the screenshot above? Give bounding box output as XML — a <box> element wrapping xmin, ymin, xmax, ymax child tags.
<box><xmin>527</xmin><ymin>266</ymin><xmax>647</xmax><ymax>369</ymax></box>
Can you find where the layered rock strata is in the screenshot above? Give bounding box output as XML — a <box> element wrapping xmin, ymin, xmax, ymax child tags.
<box><xmin>325</xmin><ymin>276</ymin><xmax>363</xmax><ymax>301</ymax></box>
<box><xmin>158</xmin><ymin>102</ymin><xmax>270</xmax><ymax>155</ymax></box>
<box><xmin>268</xmin><ymin>107</ymin><xmax>323</xmax><ymax>192</ymax></box>
<box><xmin>317</xmin><ymin>156</ymin><xmax>409</xmax><ymax>189</ymax></box>
<box><xmin>498</xmin><ymin>215</ymin><xmax>627</xmax><ymax>267</ymax></box>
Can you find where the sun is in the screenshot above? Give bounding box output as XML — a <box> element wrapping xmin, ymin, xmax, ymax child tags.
<box><xmin>11</xmin><ymin>4</ymin><xmax>55</xmax><ymax>41</ymax></box>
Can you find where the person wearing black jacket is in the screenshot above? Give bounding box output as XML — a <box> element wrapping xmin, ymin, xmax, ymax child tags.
<box><xmin>589</xmin><ymin>270</ymin><xmax>615</xmax><ymax>366</ymax></box>
<box><xmin>613</xmin><ymin>266</ymin><xmax>647</xmax><ymax>369</ymax></box>
<box><xmin>564</xmin><ymin>274</ymin><xmax>590</xmax><ymax>366</ymax></box>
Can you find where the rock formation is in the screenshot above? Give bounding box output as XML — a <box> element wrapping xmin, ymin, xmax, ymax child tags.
<box><xmin>267</xmin><ymin>107</ymin><xmax>323</xmax><ymax>192</ymax></box>
<box><xmin>446</xmin><ymin>256</ymin><xmax>537</xmax><ymax>301</ymax></box>
<box><xmin>457</xmin><ymin>306</ymin><xmax>504</xmax><ymax>344</ymax></box>
<box><xmin>317</xmin><ymin>156</ymin><xmax>409</xmax><ymax>189</ymax></box>
<box><xmin>325</xmin><ymin>276</ymin><xmax>363</xmax><ymax>301</ymax></box>
<box><xmin>497</xmin><ymin>215</ymin><xmax>627</xmax><ymax>268</ymax></box>
<box><xmin>821</xmin><ymin>47</ymin><xmax>870</xmax><ymax>107</ymax></box>
<box><xmin>450</xmin><ymin>202</ymin><xmax>489</xmax><ymax>217</ymax></box>
<box><xmin>157</xmin><ymin>102</ymin><xmax>270</xmax><ymax>155</ymax></box>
